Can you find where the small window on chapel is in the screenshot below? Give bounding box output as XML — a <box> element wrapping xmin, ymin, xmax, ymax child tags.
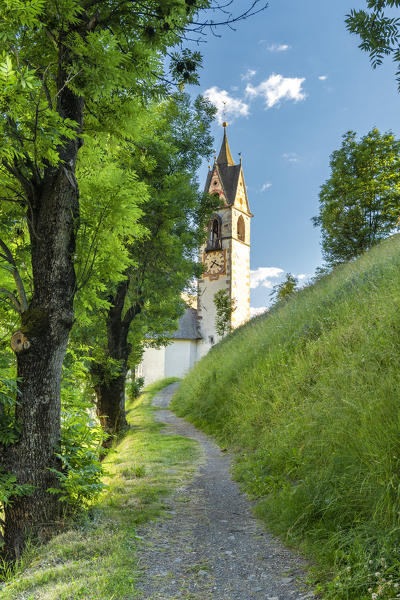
<box><xmin>237</xmin><ymin>215</ymin><xmax>245</xmax><ymax>242</ymax></box>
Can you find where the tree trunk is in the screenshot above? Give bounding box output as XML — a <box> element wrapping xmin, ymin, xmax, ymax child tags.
<box><xmin>3</xmin><ymin>340</ymin><xmax>68</xmax><ymax>559</ymax></box>
<box><xmin>94</xmin><ymin>367</ymin><xmax>128</xmax><ymax>445</ymax></box>
<box><xmin>1</xmin><ymin>76</ymin><xmax>82</xmax><ymax>560</ymax></box>
<box><xmin>91</xmin><ymin>280</ymin><xmax>130</xmax><ymax>442</ymax></box>
<box><xmin>91</xmin><ymin>280</ymin><xmax>143</xmax><ymax>442</ymax></box>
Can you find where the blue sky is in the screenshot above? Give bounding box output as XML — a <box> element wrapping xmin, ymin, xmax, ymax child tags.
<box><xmin>189</xmin><ymin>0</ymin><xmax>400</xmax><ymax>313</ymax></box>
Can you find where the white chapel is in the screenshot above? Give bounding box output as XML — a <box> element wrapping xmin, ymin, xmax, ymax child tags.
<box><xmin>138</xmin><ymin>123</ymin><xmax>252</xmax><ymax>385</ymax></box>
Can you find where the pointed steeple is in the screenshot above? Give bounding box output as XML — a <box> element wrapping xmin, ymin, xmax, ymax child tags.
<box><xmin>217</xmin><ymin>122</ymin><xmax>235</xmax><ymax>166</ymax></box>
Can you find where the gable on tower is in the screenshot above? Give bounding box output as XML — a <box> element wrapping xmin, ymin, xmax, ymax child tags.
<box><xmin>204</xmin><ymin>122</ymin><xmax>251</xmax><ymax>216</ymax></box>
<box><xmin>233</xmin><ymin>169</ymin><xmax>251</xmax><ymax>216</ymax></box>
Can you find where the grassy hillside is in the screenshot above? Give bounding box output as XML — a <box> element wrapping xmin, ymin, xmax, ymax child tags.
<box><xmin>171</xmin><ymin>234</ymin><xmax>400</xmax><ymax>600</ymax></box>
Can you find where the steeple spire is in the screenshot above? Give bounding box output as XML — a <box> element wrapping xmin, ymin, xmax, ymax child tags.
<box><xmin>217</xmin><ymin>122</ymin><xmax>235</xmax><ymax>166</ymax></box>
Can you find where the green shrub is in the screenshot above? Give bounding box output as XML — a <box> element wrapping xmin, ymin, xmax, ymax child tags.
<box><xmin>48</xmin><ymin>351</ymin><xmax>107</xmax><ymax>511</ymax></box>
<box><xmin>128</xmin><ymin>376</ymin><xmax>145</xmax><ymax>400</ymax></box>
<box><xmin>48</xmin><ymin>406</ymin><xmax>106</xmax><ymax>511</ymax></box>
<box><xmin>0</xmin><ymin>363</ymin><xmax>34</xmax><ymax>507</ymax></box>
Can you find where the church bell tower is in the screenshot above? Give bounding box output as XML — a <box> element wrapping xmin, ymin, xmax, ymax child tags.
<box><xmin>197</xmin><ymin>123</ymin><xmax>252</xmax><ymax>359</ymax></box>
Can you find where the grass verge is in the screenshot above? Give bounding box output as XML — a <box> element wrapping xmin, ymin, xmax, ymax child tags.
<box><xmin>171</xmin><ymin>235</ymin><xmax>400</xmax><ymax>600</ymax></box>
<box><xmin>1</xmin><ymin>377</ymin><xmax>199</xmax><ymax>600</ymax></box>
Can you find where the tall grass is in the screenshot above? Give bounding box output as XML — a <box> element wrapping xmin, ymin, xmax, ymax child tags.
<box><xmin>171</xmin><ymin>234</ymin><xmax>400</xmax><ymax>599</ymax></box>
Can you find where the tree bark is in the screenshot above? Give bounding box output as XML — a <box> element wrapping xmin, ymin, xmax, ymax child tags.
<box><xmin>94</xmin><ymin>367</ymin><xmax>128</xmax><ymax>444</ymax></box>
<box><xmin>3</xmin><ymin>340</ymin><xmax>67</xmax><ymax>559</ymax></box>
<box><xmin>91</xmin><ymin>280</ymin><xmax>130</xmax><ymax>441</ymax></box>
<box><xmin>1</xmin><ymin>71</ymin><xmax>83</xmax><ymax>560</ymax></box>
<box><xmin>91</xmin><ymin>280</ymin><xmax>143</xmax><ymax>442</ymax></box>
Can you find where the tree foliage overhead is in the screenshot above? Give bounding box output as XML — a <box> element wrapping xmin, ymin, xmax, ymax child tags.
<box><xmin>0</xmin><ymin>0</ymin><xmax>268</xmax><ymax>562</ymax></box>
<box><xmin>78</xmin><ymin>93</ymin><xmax>218</xmax><ymax>439</ymax></box>
<box><xmin>346</xmin><ymin>1</ymin><xmax>400</xmax><ymax>89</ymax></box>
<box><xmin>313</xmin><ymin>128</ymin><xmax>400</xmax><ymax>266</ymax></box>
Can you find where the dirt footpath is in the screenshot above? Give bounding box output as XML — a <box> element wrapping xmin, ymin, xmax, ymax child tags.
<box><xmin>135</xmin><ymin>383</ymin><xmax>315</xmax><ymax>600</ymax></box>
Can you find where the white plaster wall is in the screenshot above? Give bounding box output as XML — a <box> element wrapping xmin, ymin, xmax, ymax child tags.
<box><xmin>231</xmin><ymin>238</ymin><xmax>250</xmax><ymax>328</ymax></box>
<box><xmin>140</xmin><ymin>346</ymin><xmax>166</xmax><ymax>386</ymax></box>
<box><xmin>165</xmin><ymin>340</ymin><xmax>197</xmax><ymax>379</ymax></box>
<box><xmin>197</xmin><ymin>273</ymin><xmax>228</xmax><ymax>357</ymax></box>
<box><xmin>138</xmin><ymin>340</ymin><xmax>200</xmax><ymax>386</ymax></box>
<box><xmin>189</xmin><ymin>340</ymin><xmax>198</xmax><ymax>369</ymax></box>
<box><xmin>231</xmin><ymin>208</ymin><xmax>250</xmax><ymax>328</ymax></box>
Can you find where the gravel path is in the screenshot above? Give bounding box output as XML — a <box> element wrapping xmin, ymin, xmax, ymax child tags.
<box><xmin>135</xmin><ymin>383</ymin><xmax>314</xmax><ymax>600</ymax></box>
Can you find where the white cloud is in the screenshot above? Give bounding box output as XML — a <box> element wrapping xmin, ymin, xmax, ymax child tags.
<box><xmin>250</xmin><ymin>267</ymin><xmax>284</xmax><ymax>290</ymax></box>
<box><xmin>241</xmin><ymin>68</ymin><xmax>257</xmax><ymax>81</ymax></box>
<box><xmin>203</xmin><ymin>86</ymin><xmax>250</xmax><ymax>124</ymax></box>
<box><xmin>246</xmin><ymin>74</ymin><xmax>306</xmax><ymax>109</ymax></box>
<box><xmin>261</xmin><ymin>182</ymin><xmax>272</xmax><ymax>192</ymax></box>
<box><xmin>250</xmin><ymin>306</ymin><xmax>268</xmax><ymax>318</ymax></box>
<box><xmin>282</xmin><ymin>152</ymin><xmax>300</xmax><ymax>163</ymax></box>
<box><xmin>268</xmin><ymin>43</ymin><xmax>290</xmax><ymax>52</ymax></box>
<box><xmin>318</xmin><ymin>75</ymin><xmax>328</xmax><ymax>81</ymax></box>
<box><xmin>297</xmin><ymin>273</ymin><xmax>307</xmax><ymax>280</ymax></box>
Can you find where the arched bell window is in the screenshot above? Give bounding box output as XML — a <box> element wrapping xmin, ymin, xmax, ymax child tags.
<box><xmin>207</xmin><ymin>215</ymin><xmax>222</xmax><ymax>251</ymax></box>
<box><xmin>212</xmin><ymin>219</ymin><xmax>219</xmax><ymax>242</ymax></box>
<box><xmin>237</xmin><ymin>215</ymin><xmax>245</xmax><ymax>242</ymax></box>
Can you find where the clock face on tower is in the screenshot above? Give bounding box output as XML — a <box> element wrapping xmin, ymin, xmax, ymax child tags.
<box><xmin>203</xmin><ymin>250</ymin><xmax>226</xmax><ymax>278</ymax></box>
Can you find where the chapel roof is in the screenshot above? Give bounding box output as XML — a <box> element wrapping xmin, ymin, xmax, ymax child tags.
<box><xmin>145</xmin><ymin>306</ymin><xmax>201</xmax><ymax>341</ymax></box>
<box><xmin>171</xmin><ymin>307</ymin><xmax>202</xmax><ymax>340</ymax></box>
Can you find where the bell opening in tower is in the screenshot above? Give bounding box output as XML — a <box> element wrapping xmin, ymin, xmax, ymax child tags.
<box><xmin>237</xmin><ymin>215</ymin><xmax>245</xmax><ymax>242</ymax></box>
<box><xmin>206</xmin><ymin>216</ymin><xmax>222</xmax><ymax>251</ymax></box>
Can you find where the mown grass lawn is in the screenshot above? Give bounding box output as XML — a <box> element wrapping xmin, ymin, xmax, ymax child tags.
<box><xmin>1</xmin><ymin>378</ymin><xmax>200</xmax><ymax>600</ymax></box>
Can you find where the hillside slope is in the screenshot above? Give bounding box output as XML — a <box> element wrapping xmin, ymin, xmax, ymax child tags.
<box><xmin>171</xmin><ymin>234</ymin><xmax>400</xmax><ymax>600</ymax></box>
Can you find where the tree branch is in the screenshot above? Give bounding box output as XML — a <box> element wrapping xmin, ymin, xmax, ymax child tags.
<box><xmin>0</xmin><ymin>238</ymin><xmax>29</xmax><ymax>313</ymax></box>
<box><xmin>75</xmin><ymin>199</ymin><xmax>113</xmax><ymax>291</ymax></box>
<box><xmin>189</xmin><ymin>0</ymin><xmax>268</xmax><ymax>30</ymax></box>
<box><xmin>1</xmin><ymin>159</ymin><xmax>34</xmax><ymax>201</ymax></box>
<box><xmin>0</xmin><ymin>288</ymin><xmax>22</xmax><ymax>313</ymax></box>
<box><xmin>122</xmin><ymin>299</ymin><xmax>143</xmax><ymax>329</ymax></box>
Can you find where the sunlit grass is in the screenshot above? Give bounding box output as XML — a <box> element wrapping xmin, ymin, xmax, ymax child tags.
<box><xmin>1</xmin><ymin>377</ymin><xmax>199</xmax><ymax>599</ymax></box>
<box><xmin>171</xmin><ymin>234</ymin><xmax>400</xmax><ymax>600</ymax></box>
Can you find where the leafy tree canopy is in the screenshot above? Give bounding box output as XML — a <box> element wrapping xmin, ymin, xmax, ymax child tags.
<box><xmin>313</xmin><ymin>128</ymin><xmax>400</xmax><ymax>266</ymax></box>
<box><xmin>0</xmin><ymin>0</ymin><xmax>267</xmax><ymax>559</ymax></box>
<box><xmin>270</xmin><ymin>273</ymin><xmax>298</xmax><ymax>305</ymax></box>
<box><xmin>67</xmin><ymin>92</ymin><xmax>218</xmax><ymax>437</ymax></box>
